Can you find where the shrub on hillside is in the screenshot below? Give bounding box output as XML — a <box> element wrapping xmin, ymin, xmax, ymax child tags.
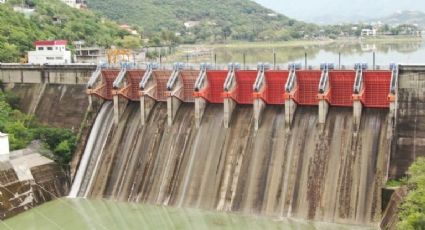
<box><xmin>0</xmin><ymin>90</ymin><xmax>76</xmax><ymax>165</ymax></box>
<box><xmin>397</xmin><ymin>157</ymin><xmax>425</xmax><ymax>230</ymax></box>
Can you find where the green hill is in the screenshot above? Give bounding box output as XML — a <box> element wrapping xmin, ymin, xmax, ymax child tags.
<box><xmin>86</xmin><ymin>0</ymin><xmax>319</xmax><ymax>43</ymax></box>
<box><xmin>0</xmin><ymin>0</ymin><xmax>128</xmax><ymax>62</ymax></box>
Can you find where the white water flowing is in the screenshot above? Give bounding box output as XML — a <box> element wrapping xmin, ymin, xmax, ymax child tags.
<box><xmin>69</xmin><ymin>102</ymin><xmax>113</xmax><ymax>198</ymax></box>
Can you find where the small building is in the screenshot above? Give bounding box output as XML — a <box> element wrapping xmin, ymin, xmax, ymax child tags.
<box><xmin>119</xmin><ymin>24</ymin><xmax>139</xmax><ymax>35</ymax></box>
<box><xmin>184</xmin><ymin>21</ymin><xmax>200</xmax><ymax>29</ymax></box>
<box><xmin>75</xmin><ymin>46</ymin><xmax>106</xmax><ymax>64</ymax></box>
<box><xmin>13</xmin><ymin>6</ymin><xmax>35</xmax><ymax>18</ymax></box>
<box><xmin>361</xmin><ymin>29</ymin><xmax>377</xmax><ymax>37</ymax></box>
<box><xmin>0</xmin><ymin>132</ymin><xmax>10</xmax><ymax>161</ymax></box>
<box><xmin>61</xmin><ymin>0</ymin><xmax>85</xmax><ymax>9</ymax></box>
<box><xmin>28</xmin><ymin>40</ymin><xmax>72</xmax><ymax>64</ymax></box>
<box><xmin>52</xmin><ymin>16</ymin><xmax>62</xmax><ymax>25</ymax></box>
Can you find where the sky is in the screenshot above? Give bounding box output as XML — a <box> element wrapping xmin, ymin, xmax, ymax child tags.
<box><xmin>254</xmin><ymin>0</ymin><xmax>425</xmax><ymax>24</ymax></box>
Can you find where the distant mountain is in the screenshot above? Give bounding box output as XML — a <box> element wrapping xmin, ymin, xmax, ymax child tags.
<box><xmin>375</xmin><ymin>11</ymin><xmax>425</xmax><ymax>28</ymax></box>
<box><xmin>306</xmin><ymin>13</ymin><xmax>371</xmax><ymax>25</ymax></box>
<box><xmin>253</xmin><ymin>0</ymin><xmax>425</xmax><ymax>25</ymax></box>
<box><xmin>85</xmin><ymin>0</ymin><xmax>319</xmax><ymax>42</ymax></box>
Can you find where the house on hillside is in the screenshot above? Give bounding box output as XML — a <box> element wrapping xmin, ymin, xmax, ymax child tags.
<box><xmin>361</xmin><ymin>29</ymin><xmax>377</xmax><ymax>37</ymax></box>
<box><xmin>61</xmin><ymin>0</ymin><xmax>85</xmax><ymax>9</ymax></box>
<box><xmin>28</xmin><ymin>40</ymin><xmax>72</xmax><ymax>64</ymax></box>
<box><xmin>184</xmin><ymin>21</ymin><xmax>200</xmax><ymax>29</ymax></box>
<box><xmin>73</xmin><ymin>40</ymin><xmax>106</xmax><ymax>64</ymax></box>
<box><xmin>119</xmin><ymin>24</ymin><xmax>139</xmax><ymax>35</ymax></box>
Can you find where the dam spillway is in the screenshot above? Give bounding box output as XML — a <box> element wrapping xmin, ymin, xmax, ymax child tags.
<box><xmin>74</xmin><ymin>102</ymin><xmax>389</xmax><ymax>225</ymax></box>
<box><xmin>71</xmin><ymin>62</ymin><xmax>399</xmax><ymax>226</ymax></box>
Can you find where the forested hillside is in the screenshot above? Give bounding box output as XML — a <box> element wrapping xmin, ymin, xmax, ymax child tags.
<box><xmin>0</xmin><ymin>0</ymin><xmax>127</xmax><ymax>62</ymax></box>
<box><xmin>86</xmin><ymin>0</ymin><xmax>320</xmax><ymax>43</ymax></box>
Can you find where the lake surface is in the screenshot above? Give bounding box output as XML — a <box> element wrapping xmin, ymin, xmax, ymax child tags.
<box><xmin>169</xmin><ymin>38</ymin><xmax>425</xmax><ymax>68</ymax></box>
<box><xmin>1</xmin><ymin>198</ymin><xmax>376</xmax><ymax>230</ymax></box>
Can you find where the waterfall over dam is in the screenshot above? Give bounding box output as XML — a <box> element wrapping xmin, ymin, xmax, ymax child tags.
<box><xmin>69</xmin><ymin>102</ymin><xmax>114</xmax><ymax>198</ymax></box>
<box><xmin>73</xmin><ymin>101</ymin><xmax>389</xmax><ymax>225</ymax></box>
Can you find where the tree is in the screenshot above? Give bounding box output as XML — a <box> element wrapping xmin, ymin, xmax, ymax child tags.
<box><xmin>152</xmin><ymin>36</ymin><xmax>161</xmax><ymax>46</ymax></box>
<box><xmin>54</xmin><ymin>140</ymin><xmax>73</xmax><ymax>164</ymax></box>
<box><xmin>222</xmin><ymin>26</ymin><xmax>232</xmax><ymax>41</ymax></box>
<box><xmin>0</xmin><ymin>43</ymin><xmax>20</xmax><ymax>62</ymax></box>
<box><xmin>121</xmin><ymin>36</ymin><xmax>141</xmax><ymax>49</ymax></box>
<box><xmin>397</xmin><ymin>157</ymin><xmax>425</xmax><ymax>230</ymax></box>
<box><xmin>0</xmin><ymin>90</ymin><xmax>77</xmax><ymax>165</ymax></box>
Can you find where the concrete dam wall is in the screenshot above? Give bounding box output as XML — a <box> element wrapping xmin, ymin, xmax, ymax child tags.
<box><xmin>1</xmin><ymin>64</ymin><xmax>95</xmax><ymax>130</ymax></box>
<box><xmin>389</xmin><ymin>65</ymin><xmax>425</xmax><ymax>178</ymax></box>
<box><xmin>0</xmin><ymin>65</ymin><xmax>96</xmax><ymax>219</ymax></box>
<box><xmin>7</xmin><ymin>84</ymin><xmax>89</xmax><ymax>130</ymax></box>
<box><xmin>72</xmin><ymin>101</ymin><xmax>390</xmax><ymax>226</ymax></box>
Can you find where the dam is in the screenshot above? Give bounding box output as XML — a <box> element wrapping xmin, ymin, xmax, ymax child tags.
<box><xmin>59</xmin><ymin>61</ymin><xmax>406</xmax><ymax>227</ymax></box>
<box><xmin>3</xmin><ymin>62</ymin><xmax>422</xmax><ymax>227</ymax></box>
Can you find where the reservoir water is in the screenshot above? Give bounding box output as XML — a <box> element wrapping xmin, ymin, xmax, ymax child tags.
<box><xmin>170</xmin><ymin>38</ymin><xmax>425</xmax><ymax>67</ymax></box>
<box><xmin>1</xmin><ymin>198</ymin><xmax>376</xmax><ymax>230</ymax></box>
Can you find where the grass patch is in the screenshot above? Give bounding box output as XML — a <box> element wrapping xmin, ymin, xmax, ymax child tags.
<box><xmin>386</xmin><ymin>178</ymin><xmax>407</xmax><ymax>188</ymax></box>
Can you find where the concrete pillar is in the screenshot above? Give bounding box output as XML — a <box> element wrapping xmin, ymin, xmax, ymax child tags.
<box><xmin>140</xmin><ymin>95</ymin><xmax>156</xmax><ymax>125</ymax></box>
<box><xmin>195</xmin><ymin>97</ymin><xmax>207</xmax><ymax>128</ymax></box>
<box><xmin>389</xmin><ymin>101</ymin><xmax>396</xmax><ymax>121</ymax></box>
<box><xmin>88</xmin><ymin>95</ymin><xmax>93</xmax><ymax>112</ymax></box>
<box><xmin>318</xmin><ymin>100</ymin><xmax>329</xmax><ymax>124</ymax></box>
<box><xmin>224</xmin><ymin>98</ymin><xmax>236</xmax><ymax>128</ymax></box>
<box><xmin>253</xmin><ymin>98</ymin><xmax>266</xmax><ymax>130</ymax></box>
<box><xmin>0</xmin><ymin>133</ymin><xmax>10</xmax><ymax>162</ymax></box>
<box><xmin>113</xmin><ymin>94</ymin><xmax>119</xmax><ymax>125</ymax></box>
<box><xmin>285</xmin><ymin>98</ymin><xmax>297</xmax><ymax>126</ymax></box>
<box><xmin>167</xmin><ymin>96</ymin><xmax>182</xmax><ymax>126</ymax></box>
<box><xmin>387</xmin><ymin>100</ymin><xmax>397</xmax><ymax>138</ymax></box>
<box><xmin>353</xmin><ymin>100</ymin><xmax>363</xmax><ymax>131</ymax></box>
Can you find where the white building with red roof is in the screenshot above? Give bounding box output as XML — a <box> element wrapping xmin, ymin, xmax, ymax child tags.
<box><xmin>28</xmin><ymin>40</ymin><xmax>72</xmax><ymax>64</ymax></box>
<box><xmin>0</xmin><ymin>132</ymin><xmax>9</xmax><ymax>161</ymax></box>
